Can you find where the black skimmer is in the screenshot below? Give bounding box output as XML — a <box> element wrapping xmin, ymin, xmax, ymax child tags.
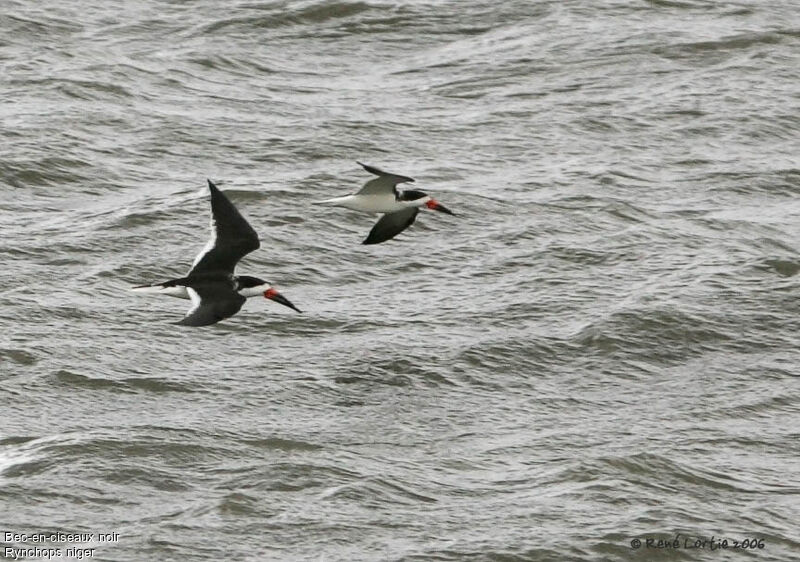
<box><xmin>314</xmin><ymin>162</ymin><xmax>455</xmax><ymax>245</ymax></box>
<box><xmin>132</xmin><ymin>180</ymin><xmax>300</xmax><ymax>327</ymax></box>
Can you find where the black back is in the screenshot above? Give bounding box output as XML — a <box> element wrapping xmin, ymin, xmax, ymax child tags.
<box><xmin>235</xmin><ymin>275</ymin><xmax>267</xmax><ymax>290</ymax></box>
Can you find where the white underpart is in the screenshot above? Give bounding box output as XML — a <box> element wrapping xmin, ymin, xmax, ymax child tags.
<box><xmin>131</xmin><ymin>285</ymin><xmax>190</xmax><ymax>299</ymax></box>
<box><xmin>185</xmin><ymin>287</ymin><xmax>203</xmax><ymax>317</ymax></box>
<box><xmin>238</xmin><ymin>283</ymin><xmax>272</xmax><ymax>298</ymax></box>
<box><xmin>191</xmin><ymin>215</ymin><xmax>218</xmax><ymax>271</ymax></box>
<box><xmin>313</xmin><ymin>194</ymin><xmax>429</xmax><ymax>214</ymax></box>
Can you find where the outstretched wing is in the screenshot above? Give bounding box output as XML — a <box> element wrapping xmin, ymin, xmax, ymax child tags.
<box><xmin>176</xmin><ymin>286</ymin><xmax>247</xmax><ymax>327</ymax></box>
<box><xmin>188</xmin><ymin>180</ymin><xmax>260</xmax><ymax>276</ymax></box>
<box><xmin>355</xmin><ymin>161</ymin><xmax>415</xmax><ymax>197</ymax></box>
<box><xmin>362</xmin><ymin>207</ymin><xmax>419</xmax><ymax>245</ymax></box>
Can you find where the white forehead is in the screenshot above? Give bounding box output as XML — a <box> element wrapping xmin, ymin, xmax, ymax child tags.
<box><xmin>238</xmin><ymin>283</ymin><xmax>272</xmax><ymax>298</ymax></box>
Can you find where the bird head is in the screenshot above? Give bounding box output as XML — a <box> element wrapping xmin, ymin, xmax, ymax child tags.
<box><xmin>236</xmin><ymin>276</ymin><xmax>301</xmax><ymax>313</ymax></box>
<box><xmin>401</xmin><ymin>189</ymin><xmax>455</xmax><ymax>215</ymax></box>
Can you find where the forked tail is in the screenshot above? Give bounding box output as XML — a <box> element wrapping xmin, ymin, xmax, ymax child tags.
<box><xmin>131</xmin><ymin>282</ymin><xmax>189</xmax><ymax>299</ymax></box>
<box><xmin>311</xmin><ymin>196</ymin><xmax>348</xmax><ymax>206</ymax></box>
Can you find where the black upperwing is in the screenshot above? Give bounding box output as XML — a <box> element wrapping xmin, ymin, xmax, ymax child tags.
<box><xmin>188</xmin><ymin>180</ymin><xmax>260</xmax><ymax>276</ymax></box>
<box><xmin>362</xmin><ymin>207</ymin><xmax>419</xmax><ymax>245</ymax></box>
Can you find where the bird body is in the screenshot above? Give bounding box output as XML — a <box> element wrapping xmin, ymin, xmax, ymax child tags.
<box><xmin>314</xmin><ymin>193</ymin><xmax>423</xmax><ymax>214</ymax></box>
<box><xmin>314</xmin><ymin>162</ymin><xmax>454</xmax><ymax>244</ymax></box>
<box><xmin>132</xmin><ymin>180</ymin><xmax>300</xmax><ymax>326</ymax></box>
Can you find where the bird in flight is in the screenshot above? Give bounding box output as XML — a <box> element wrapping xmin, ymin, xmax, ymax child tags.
<box><xmin>132</xmin><ymin>180</ymin><xmax>300</xmax><ymax>326</ymax></box>
<box><xmin>314</xmin><ymin>162</ymin><xmax>455</xmax><ymax>244</ymax></box>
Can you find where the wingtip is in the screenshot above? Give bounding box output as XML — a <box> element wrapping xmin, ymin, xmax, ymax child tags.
<box><xmin>358</xmin><ymin>161</ymin><xmax>416</xmax><ymax>183</ymax></box>
<box><xmin>207</xmin><ymin>178</ymin><xmax>218</xmax><ymax>191</ymax></box>
<box><xmin>357</xmin><ymin>161</ymin><xmax>383</xmax><ymax>177</ymax></box>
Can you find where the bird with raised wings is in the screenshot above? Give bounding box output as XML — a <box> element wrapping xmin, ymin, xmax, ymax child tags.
<box><xmin>314</xmin><ymin>162</ymin><xmax>455</xmax><ymax>244</ymax></box>
<box><xmin>132</xmin><ymin>180</ymin><xmax>300</xmax><ymax>326</ymax></box>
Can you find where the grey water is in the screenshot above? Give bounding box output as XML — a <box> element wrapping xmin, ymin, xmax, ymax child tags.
<box><xmin>1</xmin><ymin>1</ymin><xmax>799</xmax><ymax>560</ymax></box>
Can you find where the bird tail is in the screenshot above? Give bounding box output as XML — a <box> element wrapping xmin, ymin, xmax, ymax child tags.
<box><xmin>312</xmin><ymin>196</ymin><xmax>346</xmax><ymax>206</ymax></box>
<box><xmin>131</xmin><ymin>283</ymin><xmax>168</xmax><ymax>294</ymax></box>
<box><xmin>131</xmin><ymin>282</ymin><xmax>188</xmax><ymax>299</ymax></box>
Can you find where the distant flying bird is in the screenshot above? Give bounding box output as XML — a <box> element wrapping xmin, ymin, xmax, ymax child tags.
<box><xmin>314</xmin><ymin>162</ymin><xmax>455</xmax><ymax>244</ymax></box>
<box><xmin>132</xmin><ymin>180</ymin><xmax>300</xmax><ymax>327</ymax></box>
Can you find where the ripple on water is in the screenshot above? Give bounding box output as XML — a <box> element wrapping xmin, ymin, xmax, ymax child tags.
<box><xmin>52</xmin><ymin>370</ymin><xmax>196</xmax><ymax>394</ymax></box>
<box><xmin>571</xmin><ymin>305</ymin><xmax>740</xmax><ymax>363</ymax></box>
<box><xmin>198</xmin><ymin>1</ymin><xmax>372</xmax><ymax>35</ymax></box>
<box><xmin>0</xmin><ymin>348</ymin><xmax>38</xmax><ymax>365</ymax></box>
<box><xmin>319</xmin><ymin>476</ymin><xmax>438</xmax><ymax>506</ymax></box>
<box><xmin>758</xmin><ymin>259</ymin><xmax>800</xmax><ymax>278</ymax></box>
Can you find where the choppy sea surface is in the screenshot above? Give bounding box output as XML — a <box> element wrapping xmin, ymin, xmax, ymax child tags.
<box><xmin>2</xmin><ymin>1</ymin><xmax>799</xmax><ymax>560</ymax></box>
